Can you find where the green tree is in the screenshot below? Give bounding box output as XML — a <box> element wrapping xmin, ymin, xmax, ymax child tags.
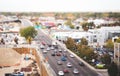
<box><xmin>77</xmin><ymin>44</ymin><xmax>95</xmax><ymax>61</ymax></box>
<box><xmin>108</xmin><ymin>62</ymin><xmax>118</xmax><ymax>76</ymax></box>
<box><xmin>65</xmin><ymin>20</ymin><xmax>74</xmax><ymax>29</ymax></box>
<box><xmin>81</xmin><ymin>22</ymin><xmax>89</xmax><ymax>31</ymax></box>
<box><xmin>116</xmin><ymin>38</ymin><xmax>120</xmax><ymax>43</ymax></box>
<box><xmin>65</xmin><ymin>37</ymin><xmax>76</xmax><ymax>51</ymax></box>
<box><xmin>20</xmin><ymin>26</ymin><xmax>37</xmax><ymax>43</ymax></box>
<box><xmin>100</xmin><ymin>54</ymin><xmax>111</xmax><ymax>65</ymax></box>
<box><xmin>81</xmin><ymin>22</ymin><xmax>95</xmax><ymax>31</ymax></box>
<box><xmin>80</xmin><ymin>38</ymin><xmax>88</xmax><ymax>45</ymax></box>
<box><xmin>105</xmin><ymin>39</ymin><xmax>114</xmax><ymax>50</ymax></box>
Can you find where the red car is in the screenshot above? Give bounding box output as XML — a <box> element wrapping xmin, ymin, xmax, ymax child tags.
<box><xmin>56</xmin><ymin>53</ymin><xmax>61</xmax><ymax>56</ymax></box>
<box><xmin>41</xmin><ymin>41</ymin><xmax>46</xmax><ymax>45</ymax></box>
<box><xmin>63</xmin><ymin>69</ymin><xmax>69</xmax><ymax>73</ymax></box>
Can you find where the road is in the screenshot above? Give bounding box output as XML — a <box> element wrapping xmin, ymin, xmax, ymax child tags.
<box><xmin>36</xmin><ymin>30</ymin><xmax>100</xmax><ymax>76</ymax></box>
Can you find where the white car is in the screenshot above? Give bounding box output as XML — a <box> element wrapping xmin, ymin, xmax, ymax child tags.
<box><xmin>67</xmin><ymin>62</ymin><xmax>72</xmax><ymax>68</ymax></box>
<box><xmin>59</xmin><ymin>49</ymin><xmax>62</xmax><ymax>52</ymax></box>
<box><xmin>73</xmin><ymin>68</ymin><xmax>79</xmax><ymax>74</ymax></box>
<box><xmin>58</xmin><ymin>71</ymin><xmax>64</xmax><ymax>76</ymax></box>
<box><xmin>40</xmin><ymin>45</ymin><xmax>44</xmax><ymax>49</ymax></box>
<box><xmin>70</xmin><ymin>54</ymin><xmax>74</xmax><ymax>58</ymax></box>
<box><xmin>64</xmin><ymin>50</ymin><xmax>67</xmax><ymax>52</ymax></box>
<box><xmin>43</xmin><ymin>50</ymin><xmax>47</xmax><ymax>53</ymax></box>
<box><xmin>50</xmin><ymin>46</ymin><xmax>54</xmax><ymax>50</ymax></box>
<box><xmin>57</xmin><ymin>60</ymin><xmax>62</xmax><ymax>65</ymax></box>
<box><xmin>46</xmin><ymin>47</ymin><xmax>50</xmax><ymax>51</ymax></box>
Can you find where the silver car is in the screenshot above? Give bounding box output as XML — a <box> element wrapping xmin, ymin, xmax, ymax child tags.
<box><xmin>73</xmin><ymin>68</ymin><xmax>79</xmax><ymax>74</ymax></box>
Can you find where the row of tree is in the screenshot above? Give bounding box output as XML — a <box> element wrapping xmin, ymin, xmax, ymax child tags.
<box><xmin>1</xmin><ymin>12</ymin><xmax>120</xmax><ymax>18</ymax></box>
<box><xmin>64</xmin><ymin>37</ymin><xmax>120</xmax><ymax>76</ymax></box>
<box><xmin>105</xmin><ymin>38</ymin><xmax>120</xmax><ymax>50</ymax></box>
<box><xmin>64</xmin><ymin>37</ymin><xmax>96</xmax><ymax>62</ymax></box>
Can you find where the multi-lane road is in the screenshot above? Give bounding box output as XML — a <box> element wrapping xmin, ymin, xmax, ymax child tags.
<box><xmin>36</xmin><ymin>30</ymin><xmax>100</xmax><ymax>76</ymax></box>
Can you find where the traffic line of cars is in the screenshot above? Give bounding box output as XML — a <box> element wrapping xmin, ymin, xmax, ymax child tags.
<box><xmin>39</xmin><ymin>41</ymin><xmax>85</xmax><ymax>76</ymax></box>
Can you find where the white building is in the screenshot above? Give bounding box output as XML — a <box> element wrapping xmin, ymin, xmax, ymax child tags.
<box><xmin>51</xmin><ymin>30</ymin><xmax>93</xmax><ymax>45</ymax></box>
<box><xmin>51</xmin><ymin>26</ymin><xmax>120</xmax><ymax>46</ymax></box>
<box><xmin>89</xmin><ymin>26</ymin><xmax>120</xmax><ymax>45</ymax></box>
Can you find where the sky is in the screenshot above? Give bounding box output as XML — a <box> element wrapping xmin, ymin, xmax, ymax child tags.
<box><xmin>0</xmin><ymin>0</ymin><xmax>119</xmax><ymax>12</ymax></box>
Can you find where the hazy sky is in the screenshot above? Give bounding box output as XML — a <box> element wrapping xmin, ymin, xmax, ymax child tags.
<box><xmin>0</xmin><ymin>0</ymin><xmax>119</xmax><ymax>12</ymax></box>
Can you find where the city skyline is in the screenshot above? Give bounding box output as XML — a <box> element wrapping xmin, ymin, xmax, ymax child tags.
<box><xmin>0</xmin><ymin>0</ymin><xmax>120</xmax><ymax>12</ymax></box>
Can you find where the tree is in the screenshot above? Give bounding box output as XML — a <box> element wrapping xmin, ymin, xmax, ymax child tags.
<box><xmin>20</xmin><ymin>26</ymin><xmax>37</xmax><ymax>43</ymax></box>
<box><xmin>116</xmin><ymin>38</ymin><xmax>120</xmax><ymax>43</ymax></box>
<box><xmin>108</xmin><ymin>62</ymin><xmax>118</xmax><ymax>76</ymax></box>
<box><xmin>81</xmin><ymin>22</ymin><xmax>89</xmax><ymax>31</ymax></box>
<box><xmin>81</xmin><ymin>22</ymin><xmax>95</xmax><ymax>31</ymax></box>
<box><xmin>0</xmin><ymin>38</ymin><xmax>5</xmax><ymax>44</ymax></box>
<box><xmin>27</xmin><ymin>36</ymin><xmax>32</xmax><ymax>44</ymax></box>
<box><xmin>65</xmin><ymin>20</ymin><xmax>74</xmax><ymax>29</ymax></box>
<box><xmin>14</xmin><ymin>37</ymin><xmax>18</xmax><ymax>44</ymax></box>
<box><xmin>80</xmin><ymin>38</ymin><xmax>88</xmax><ymax>45</ymax></box>
<box><xmin>77</xmin><ymin>44</ymin><xmax>95</xmax><ymax>61</ymax></box>
<box><xmin>105</xmin><ymin>39</ymin><xmax>114</xmax><ymax>50</ymax></box>
<box><xmin>100</xmin><ymin>54</ymin><xmax>111</xmax><ymax>65</ymax></box>
<box><xmin>65</xmin><ymin>37</ymin><xmax>76</xmax><ymax>51</ymax></box>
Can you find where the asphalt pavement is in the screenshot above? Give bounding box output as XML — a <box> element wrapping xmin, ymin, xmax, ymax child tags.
<box><xmin>36</xmin><ymin>30</ymin><xmax>101</xmax><ymax>76</ymax></box>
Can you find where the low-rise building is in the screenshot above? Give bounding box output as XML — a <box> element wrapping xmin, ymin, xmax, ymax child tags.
<box><xmin>89</xmin><ymin>26</ymin><xmax>120</xmax><ymax>45</ymax></box>
<box><xmin>51</xmin><ymin>26</ymin><xmax>120</xmax><ymax>47</ymax></box>
<box><xmin>51</xmin><ymin>30</ymin><xmax>93</xmax><ymax>45</ymax></box>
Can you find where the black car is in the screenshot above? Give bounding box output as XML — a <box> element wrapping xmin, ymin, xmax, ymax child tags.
<box><xmin>79</xmin><ymin>61</ymin><xmax>84</xmax><ymax>66</ymax></box>
<box><xmin>51</xmin><ymin>52</ymin><xmax>55</xmax><ymax>56</ymax></box>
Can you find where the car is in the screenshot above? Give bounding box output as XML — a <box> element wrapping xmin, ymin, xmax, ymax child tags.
<box><xmin>79</xmin><ymin>61</ymin><xmax>84</xmax><ymax>66</ymax></box>
<box><xmin>59</xmin><ymin>49</ymin><xmax>62</xmax><ymax>52</ymax></box>
<box><xmin>63</xmin><ymin>53</ymin><xmax>67</xmax><ymax>57</ymax></box>
<box><xmin>51</xmin><ymin>52</ymin><xmax>55</xmax><ymax>56</ymax></box>
<box><xmin>50</xmin><ymin>46</ymin><xmax>54</xmax><ymax>50</ymax></box>
<box><xmin>54</xmin><ymin>49</ymin><xmax>57</xmax><ymax>53</ymax></box>
<box><xmin>48</xmin><ymin>44</ymin><xmax>52</xmax><ymax>47</ymax></box>
<box><xmin>41</xmin><ymin>41</ymin><xmax>46</xmax><ymax>45</ymax></box>
<box><xmin>64</xmin><ymin>50</ymin><xmax>67</xmax><ymax>52</ymax></box>
<box><xmin>52</xmin><ymin>41</ymin><xmax>57</xmax><ymax>46</ymax></box>
<box><xmin>67</xmin><ymin>62</ymin><xmax>72</xmax><ymax>68</ymax></box>
<box><xmin>43</xmin><ymin>50</ymin><xmax>47</xmax><ymax>53</ymax></box>
<box><xmin>57</xmin><ymin>60</ymin><xmax>62</xmax><ymax>65</ymax></box>
<box><xmin>70</xmin><ymin>54</ymin><xmax>74</xmax><ymax>58</ymax></box>
<box><xmin>40</xmin><ymin>45</ymin><xmax>44</xmax><ymax>49</ymax></box>
<box><xmin>58</xmin><ymin>71</ymin><xmax>64</xmax><ymax>76</ymax></box>
<box><xmin>46</xmin><ymin>47</ymin><xmax>50</xmax><ymax>51</ymax></box>
<box><xmin>63</xmin><ymin>69</ymin><xmax>69</xmax><ymax>73</ymax></box>
<box><xmin>73</xmin><ymin>68</ymin><xmax>79</xmax><ymax>74</ymax></box>
<box><xmin>54</xmin><ymin>45</ymin><xmax>58</xmax><ymax>49</ymax></box>
<box><xmin>108</xmin><ymin>52</ymin><xmax>113</xmax><ymax>56</ymax></box>
<box><xmin>56</xmin><ymin>53</ymin><xmax>61</xmax><ymax>56</ymax></box>
<box><xmin>61</xmin><ymin>56</ymin><xmax>67</xmax><ymax>61</ymax></box>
